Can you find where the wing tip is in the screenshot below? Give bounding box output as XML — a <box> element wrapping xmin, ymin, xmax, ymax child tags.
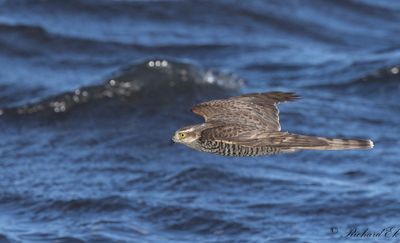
<box><xmin>269</xmin><ymin>91</ymin><xmax>300</xmax><ymax>102</ymax></box>
<box><xmin>286</xmin><ymin>92</ymin><xmax>300</xmax><ymax>101</ymax></box>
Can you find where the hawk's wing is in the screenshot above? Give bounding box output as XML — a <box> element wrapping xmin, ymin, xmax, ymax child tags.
<box><xmin>192</xmin><ymin>92</ymin><xmax>299</xmax><ymax>131</ymax></box>
<box><xmin>200</xmin><ymin>125</ymin><xmax>326</xmax><ymax>148</ymax></box>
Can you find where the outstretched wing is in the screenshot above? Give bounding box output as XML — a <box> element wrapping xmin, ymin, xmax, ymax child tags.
<box><xmin>200</xmin><ymin>125</ymin><xmax>326</xmax><ymax>148</ymax></box>
<box><xmin>201</xmin><ymin>125</ymin><xmax>372</xmax><ymax>151</ymax></box>
<box><xmin>192</xmin><ymin>92</ymin><xmax>299</xmax><ymax>131</ymax></box>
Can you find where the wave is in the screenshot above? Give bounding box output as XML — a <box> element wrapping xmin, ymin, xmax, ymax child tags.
<box><xmin>355</xmin><ymin>65</ymin><xmax>400</xmax><ymax>83</ymax></box>
<box><xmin>0</xmin><ymin>192</ymin><xmax>135</xmax><ymax>214</ymax></box>
<box><xmin>163</xmin><ymin>167</ymin><xmax>265</xmax><ymax>192</ymax></box>
<box><xmin>18</xmin><ymin>234</ymin><xmax>85</xmax><ymax>243</ymax></box>
<box><xmin>2</xmin><ymin>0</ymin><xmax>397</xmax><ymax>51</ymax></box>
<box><xmin>0</xmin><ymin>20</ymin><xmax>253</xmax><ymax>51</ymax></box>
<box><xmin>144</xmin><ymin>204</ymin><xmax>254</xmax><ymax>235</ymax></box>
<box><xmin>0</xmin><ymin>234</ymin><xmax>13</xmax><ymax>243</ymax></box>
<box><xmin>0</xmin><ymin>22</ymin><xmax>240</xmax><ymax>63</ymax></box>
<box><xmin>307</xmin><ymin>64</ymin><xmax>400</xmax><ymax>91</ymax></box>
<box><xmin>33</xmin><ymin>196</ymin><xmax>135</xmax><ymax>214</ymax></box>
<box><xmin>0</xmin><ymin>59</ymin><xmax>243</xmax><ymax>117</ymax></box>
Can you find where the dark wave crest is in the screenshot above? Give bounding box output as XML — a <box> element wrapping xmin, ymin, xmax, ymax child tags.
<box><xmin>0</xmin><ymin>59</ymin><xmax>243</xmax><ymax>117</ymax></box>
<box><xmin>144</xmin><ymin>204</ymin><xmax>254</xmax><ymax>235</ymax></box>
<box><xmin>307</xmin><ymin>64</ymin><xmax>400</xmax><ymax>91</ymax></box>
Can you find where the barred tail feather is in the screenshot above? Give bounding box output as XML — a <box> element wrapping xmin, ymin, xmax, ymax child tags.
<box><xmin>287</xmin><ymin>134</ymin><xmax>374</xmax><ymax>150</ymax></box>
<box><xmin>308</xmin><ymin>138</ymin><xmax>373</xmax><ymax>150</ymax></box>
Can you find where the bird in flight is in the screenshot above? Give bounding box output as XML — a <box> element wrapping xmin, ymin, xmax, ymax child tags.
<box><xmin>172</xmin><ymin>92</ymin><xmax>373</xmax><ymax>156</ymax></box>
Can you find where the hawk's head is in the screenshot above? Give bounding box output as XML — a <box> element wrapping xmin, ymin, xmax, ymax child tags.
<box><xmin>172</xmin><ymin>125</ymin><xmax>203</xmax><ymax>146</ymax></box>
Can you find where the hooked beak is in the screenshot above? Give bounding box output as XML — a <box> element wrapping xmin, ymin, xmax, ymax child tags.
<box><xmin>171</xmin><ymin>134</ymin><xmax>177</xmax><ymax>143</ymax></box>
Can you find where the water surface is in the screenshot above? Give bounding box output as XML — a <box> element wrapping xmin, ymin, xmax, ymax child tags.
<box><xmin>0</xmin><ymin>1</ymin><xmax>399</xmax><ymax>242</ymax></box>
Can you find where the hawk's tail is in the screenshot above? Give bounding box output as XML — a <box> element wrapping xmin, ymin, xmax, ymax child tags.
<box><xmin>286</xmin><ymin>134</ymin><xmax>374</xmax><ymax>150</ymax></box>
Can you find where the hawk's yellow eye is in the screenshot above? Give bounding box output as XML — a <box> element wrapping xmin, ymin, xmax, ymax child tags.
<box><xmin>178</xmin><ymin>132</ymin><xmax>186</xmax><ymax>139</ymax></box>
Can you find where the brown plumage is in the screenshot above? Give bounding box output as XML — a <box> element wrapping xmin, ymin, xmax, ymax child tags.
<box><xmin>172</xmin><ymin>92</ymin><xmax>374</xmax><ymax>156</ymax></box>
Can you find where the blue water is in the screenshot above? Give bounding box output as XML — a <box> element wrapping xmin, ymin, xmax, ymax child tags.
<box><xmin>0</xmin><ymin>0</ymin><xmax>400</xmax><ymax>242</ymax></box>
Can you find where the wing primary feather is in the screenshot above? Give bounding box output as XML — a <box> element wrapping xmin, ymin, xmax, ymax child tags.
<box><xmin>191</xmin><ymin>91</ymin><xmax>299</xmax><ymax>131</ymax></box>
<box><xmin>238</xmin><ymin>92</ymin><xmax>300</xmax><ymax>103</ymax></box>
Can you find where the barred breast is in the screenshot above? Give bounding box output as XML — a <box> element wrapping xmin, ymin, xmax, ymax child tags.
<box><xmin>198</xmin><ymin>139</ymin><xmax>282</xmax><ymax>156</ymax></box>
